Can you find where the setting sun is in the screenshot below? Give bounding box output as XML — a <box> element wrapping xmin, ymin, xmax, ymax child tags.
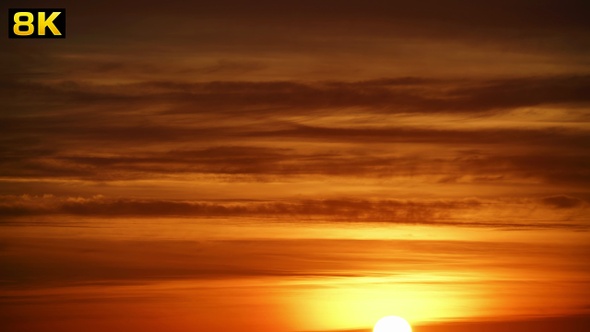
<box><xmin>373</xmin><ymin>316</ymin><xmax>412</xmax><ymax>332</ymax></box>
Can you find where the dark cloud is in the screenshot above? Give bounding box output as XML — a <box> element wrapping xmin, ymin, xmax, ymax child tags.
<box><xmin>172</xmin><ymin>75</ymin><xmax>590</xmax><ymax>112</ymax></box>
<box><xmin>1</xmin><ymin>236</ymin><xmax>587</xmax><ymax>288</ymax></box>
<box><xmin>195</xmin><ymin>59</ymin><xmax>267</xmax><ymax>75</ymax></box>
<box><xmin>0</xmin><ymin>195</ymin><xmax>481</xmax><ymax>222</ymax></box>
<box><xmin>255</xmin><ymin>124</ymin><xmax>590</xmax><ymax>147</ymax></box>
<box><xmin>1</xmin><ymin>125</ymin><xmax>588</xmax><ymax>188</ymax></box>
<box><xmin>0</xmin><ymin>195</ymin><xmax>586</xmax><ymax>229</ymax></box>
<box><xmin>451</xmin><ymin>152</ymin><xmax>590</xmax><ymax>186</ymax></box>
<box><xmin>2</xmin><ymin>75</ymin><xmax>590</xmax><ymax>161</ymax></box>
<box><xmin>0</xmin><ymin>237</ymin><xmax>402</xmax><ymax>287</ymax></box>
<box><xmin>4</xmin><ymin>76</ymin><xmax>590</xmax><ymax>115</ymax></box>
<box><xmin>541</xmin><ymin>195</ymin><xmax>585</xmax><ymax>209</ymax></box>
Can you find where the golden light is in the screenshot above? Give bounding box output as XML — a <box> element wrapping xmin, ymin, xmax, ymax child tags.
<box><xmin>373</xmin><ymin>316</ymin><xmax>412</xmax><ymax>332</ymax></box>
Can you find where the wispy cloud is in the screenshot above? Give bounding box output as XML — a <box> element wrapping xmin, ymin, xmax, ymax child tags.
<box><xmin>541</xmin><ymin>195</ymin><xmax>585</xmax><ymax>209</ymax></box>
<box><xmin>0</xmin><ymin>195</ymin><xmax>586</xmax><ymax>228</ymax></box>
<box><xmin>1</xmin><ymin>236</ymin><xmax>588</xmax><ymax>288</ymax></box>
<box><xmin>4</xmin><ymin>76</ymin><xmax>590</xmax><ymax>114</ymax></box>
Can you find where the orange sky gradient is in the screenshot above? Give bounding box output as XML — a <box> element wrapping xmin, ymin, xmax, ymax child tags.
<box><xmin>1</xmin><ymin>1</ymin><xmax>590</xmax><ymax>331</ymax></box>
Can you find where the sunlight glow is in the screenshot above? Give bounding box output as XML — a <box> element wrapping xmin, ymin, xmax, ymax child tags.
<box><xmin>373</xmin><ymin>316</ymin><xmax>412</xmax><ymax>332</ymax></box>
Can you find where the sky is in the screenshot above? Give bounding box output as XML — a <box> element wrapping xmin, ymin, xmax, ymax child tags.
<box><xmin>1</xmin><ymin>1</ymin><xmax>589</xmax><ymax>331</ymax></box>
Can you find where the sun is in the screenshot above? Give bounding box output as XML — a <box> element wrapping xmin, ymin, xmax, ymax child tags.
<box><xmin>373</xmin><ymin>316</ymin><xmax>412</xmax><ymax>332</ymax></box>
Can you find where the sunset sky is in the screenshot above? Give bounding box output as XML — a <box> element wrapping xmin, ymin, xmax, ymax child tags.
<box><xmin>1</xmin><ymin>1</ymin><xmax>589</xmax><ymax>331</ymax></box>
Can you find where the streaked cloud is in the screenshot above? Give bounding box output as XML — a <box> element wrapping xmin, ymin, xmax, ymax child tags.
<box><xmin>1</xmin><ymin>236</ymin><xmax>588</xmax><ymax>287</ymax></box>
<box><xmin>4</xmin><ymin>76</ymin><xmax>590</xmax><ymax>114</ymax></box>
<box><xmin>541</xmin><ymin>195</ymin><xmax>585</xmax><ymax>209</ymax></box>
<box><xmin>0</xmin><ymin>195</ymin><xmax>586</xmax><ymax>229</ymax></box>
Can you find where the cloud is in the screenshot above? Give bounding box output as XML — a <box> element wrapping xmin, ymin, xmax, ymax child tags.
<box><xmin>0</xmin><ymin>195</ymin><xmax>586</xmax><ymax>229</ymax></box>
<box><xmin>1</xmin><ymin>132</ymin><xmax>588</xmax><ymax>191</ymax></box>
<box><xmin>252</xmin><ymin>124</ymin><xmax>590</xmax><ymax>147</ymax></box>
<box><xmin>195</xmin><ymin>59</ymin><xmax>267</xmax><ymax>75</ymax></box>
<box><xmin>0</xmin><ymin>195</ymin><xmax>479</xmax><ymax>221</ymax></box>
<box><xmin>541</xmin><ymin>195</ymin><xmax>585</xmax><ymax>209</ymax></box>
<box><xmin>4</xmin><ymin>76</ymin><xmax>590</xmax><ymax>115</ymax></box>
<box><xmin>1</xmin><ymin>235</ymin><xmax>587</xmax><ymax>288</ymax></box>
